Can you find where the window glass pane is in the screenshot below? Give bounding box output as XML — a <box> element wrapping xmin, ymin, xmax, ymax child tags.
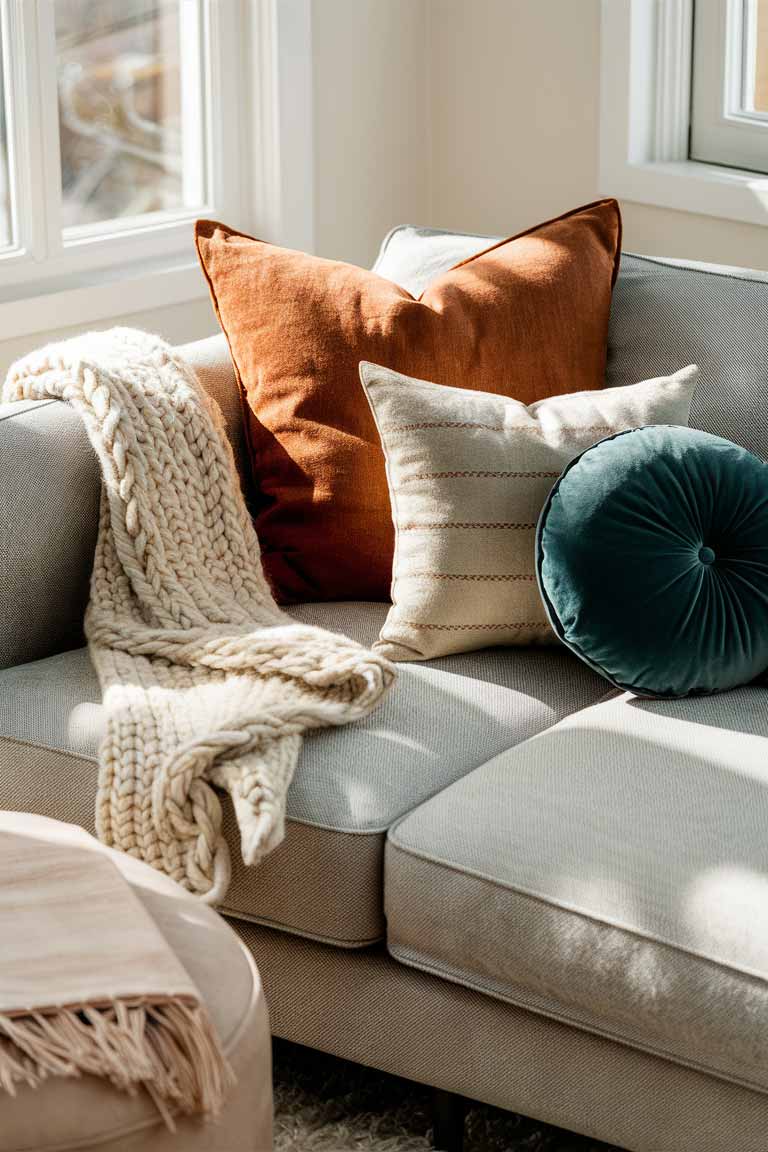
<box><xmin>745</xmin><ymin>0</ymin><xmax>768</xmax><ymax>113</ymax></box>
<box><xmin>55</xmin><ymin>0</ymin><xmax>205</xmax><ymax>230</ymax></box>
<box><xmin>753</xmin><ymin>0</ymin><xmax>768</xmax><ymax>111</ymax></box>
<box><xmin>0</xmin><ymin>29</ymin><xmax>11</xmax><ymax>248</ymax></box>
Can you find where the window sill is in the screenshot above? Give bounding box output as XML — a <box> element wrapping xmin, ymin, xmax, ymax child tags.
<box><xmin>601</xmin><ymin>156</ymin><xmax>768</xmax><ymax>229</ymax></box>
<box><xmin>600</xmin><ymin>0</ymin><xmax>768</xmax><ymax>231</ymax></box>
<box><xmin>0</xmin><ymin>257</ymin><xmax>209</xmax><ymax>342</ymax></box>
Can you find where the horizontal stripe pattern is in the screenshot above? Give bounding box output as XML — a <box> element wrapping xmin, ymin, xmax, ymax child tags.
<box><xmin>399</xmin><ymin>522</ymin><xmax>536</xmax><ymax>531</ymax></box>
<box><xmin>400</xmin><ymin>621</ymin><xmax>550</xmax><ymax>632</ymax></box>
<box><xmin>403</xmin><ymin>470</ymin><xmax>561</xmax><ymax>481</ymax></box>
<box><xmin>362</xmin><ymin>361</ymin><xmax>697</xmax><ymax>660</ymax></box>
<box><xmin>382</xmin><ymin>421</ymin><xmax>504</xmax><ymax>433</ymax></box>
<box><xmin>383</xmin><ymin>422</ymin><xmax>616</xmax><ymax>436</ymax></box>
<box><xmin>407</xmin><ymin>572</ymin><xmax>535</xmax><ymax>582</ymax></box>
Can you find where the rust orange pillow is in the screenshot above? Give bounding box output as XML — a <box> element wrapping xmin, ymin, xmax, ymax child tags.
<box><xmin>195</xmin><ymin>199</ymin><xmax>622</xmax><ymax>602</ymax></box>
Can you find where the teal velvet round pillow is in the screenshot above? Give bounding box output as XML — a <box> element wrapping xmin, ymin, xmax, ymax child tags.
<box><xmin>537</xmin><ymin>425</ymin><xmax>768</xmax><ymax>698</ymax></box>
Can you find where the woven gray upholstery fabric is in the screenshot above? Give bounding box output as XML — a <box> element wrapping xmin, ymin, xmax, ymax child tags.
<box><xmin>0</xmin><ymin>400</ymin><xmax>100</xmax><ymax>670</ymax></box>
<box><xmin>0</xmin><ymin>601</ymin><xmax>606</xmax><ymax>944</ymax></box>
<box><xmin>386</xmin><ymin>687</ymin><xmax>768</xmax><ymax>1093</ymax></box>
<box><xmin>233</xmin><ymin>918</ymin><xmax>768</xmax><ymax>1152</ymax></box>
<box><xmin>268</xmin><ymin>603</ymin><xmax>607</xmax><ymax>831</ymax></box>
<box><xmin>0</xmin><ymin>648</ymin><xmax>103</xmax><ymax>755</ymax></box>
<box><xmin>0</xmin><ymin>336</ymin><xmax>243</xmax><ymax>671</ymax></box>
<box><xmin>607</xmin><ymin>254</ymin><xmax>768</xmax><ymax>459</ymax></box>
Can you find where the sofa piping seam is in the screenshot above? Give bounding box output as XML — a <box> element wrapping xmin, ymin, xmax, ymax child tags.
<box><xmin>0</xmin><ymin>733</ymin><xmax>99</xmax><ymax>767</ymax></box>
<box><xmin>0</xmin><ymin>398</ymin><xmax>58</xmax><ymax>424</ymax></box>
<box><xmin>222</xmin><ymin>906</ymin><xmax>383</xmax><ymax>949</ymax></box>
<box><xmin>386</xmin><ymin>942</ymin><xmax>768</xmax><ymax>1098</ymax></box>
<box><xmin>623</xmin><ymin>251</ymin><xmax>768</xmax><ymax>288</ymax></box>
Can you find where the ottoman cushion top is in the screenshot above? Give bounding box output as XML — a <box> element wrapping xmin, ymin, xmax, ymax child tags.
<box><xmin>0</xmin><ymin>812</ymin><xmax>270</xmax><ymax>1152</ymax></box>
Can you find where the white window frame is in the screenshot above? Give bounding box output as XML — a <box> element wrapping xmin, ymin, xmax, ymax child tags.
<box><xmin>690</xmin><ymin>0</ymin><xmax>768</xmax><ymax>173</ymax></box>
<box><xmin>600</xmin><ymin>0</ymin><xmax>768</xmax><ymax>228</ymax></box>
<box><xmin>0</xmin><ymin>0</ymin><xmax>315</xmax><ymax>339</ymax></box>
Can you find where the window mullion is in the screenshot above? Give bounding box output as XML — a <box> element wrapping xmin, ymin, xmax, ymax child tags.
<box><xmin>0</xmin><ymin>0</ymin><xmax>45</xmax><ymax>262</ymax></box>
<box><xmin>179</xmin><ymin>0</ymin><xmax>206</xmax><ymax>210</ymax></box>
<box><xmin>0</xmin><ymin>0</ymin><xmax>17</xmax><ymax>250</ymax></box>
<box><xmin>206</xmin><ymin>0</ymin><xmax>245</xmax><ymax>227</ymax></box>
<box><xmin>33</xmin><ymin>0</ymin><xmax>63</xmax><ymax>261</ymax></box>
<box><xmin>742</xmin><ymin>0</ymin><xmax>758</xmax><ymax>111</ymax></box>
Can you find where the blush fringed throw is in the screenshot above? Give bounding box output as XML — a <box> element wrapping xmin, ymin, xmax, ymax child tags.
<box><xmin>0</xmin><ymin>813</ymin><xmax>233</xmax><ymax>1120</ymax></box>
<box><xmin>2</xmin><ymin>329</ymin><xmax>394</xmax><ymax>903</ymax></box>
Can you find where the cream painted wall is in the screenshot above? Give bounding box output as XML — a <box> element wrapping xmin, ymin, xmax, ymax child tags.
<box><xmin>0</xmin><ymin>296</ymin><xmax>218</xmax><ymax>379</ymax></box>
<box><xmin>2</xmin><ymin>0</ymin><xmax>767</xmax><ymax>376</ymax></box>
<box><xmin>426</xmin><ymin>0</ymin><xmax>768</xmax><ymax>270</ymax></box>
<box><xmin>428</xmin><ymin>0</ymin><xmax>602</xmax><ymax>238</ymax></box>
<box><xmin>312</xmin><ymin>0</ymin><xmax>768</xmax><ymax>270</ymax></box>
<box><xmin>310</xmin><ymin>0</ymin><xmax>430</xmax><ymax>267</ymax></box>
<box><xmin>619</xmin><ymin>201</ymin><xmax>768</xmax><ymax>269</ymax></box>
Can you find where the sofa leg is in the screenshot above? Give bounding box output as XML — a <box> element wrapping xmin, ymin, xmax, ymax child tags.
<box><xmin>431</xmin><ymin>1087</ymin><xmax>466</xmax><ymax>1152</ymax></box>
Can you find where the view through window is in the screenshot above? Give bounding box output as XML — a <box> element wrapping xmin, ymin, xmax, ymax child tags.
<box><xmin>748</xmin><ymin>0</ymin><xmax>768</xmax><ymax>113</ymax></box>
<box><xmin>0</xmin><ymin>0</ymin><xmax>242</xmax><ymax>311</ymax></box>
<box><xmin>55</xmin><ymin>0</ymin><xmax>204</xmax><ymax>230</ymax></box>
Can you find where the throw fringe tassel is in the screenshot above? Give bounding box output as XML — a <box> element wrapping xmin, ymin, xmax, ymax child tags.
<box><xmin>0</xmin><ymin>998</ymin><xmax>235</xmax><ymax>1130</ymax></box>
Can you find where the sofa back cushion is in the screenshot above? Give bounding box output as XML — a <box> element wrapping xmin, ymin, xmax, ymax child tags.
<box><xmin>607</xmin><ymin>255</ymin><xmax>768</xmax><ymax>460</ymax></box>
<box><xmin>375</xmin><ymin>231</ymin><xmax>768</xmax><ymax>461</ymax></box>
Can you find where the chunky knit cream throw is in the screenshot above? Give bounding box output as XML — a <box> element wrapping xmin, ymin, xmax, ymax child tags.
<box><xmin>2</xmin><ymin>329</ymin><xmax>395</xmax><ymax>903</ymax></box>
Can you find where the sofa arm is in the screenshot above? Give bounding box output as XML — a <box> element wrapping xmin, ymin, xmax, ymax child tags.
<box><xmin>0</xmin><ymin>333</ymin><xmax>243</xmax><ymax>671</ymax></box>
<box><xmin>0</xmin><ymin>398</ymin><xmax>100</xmax><ymax>669</ymax></box>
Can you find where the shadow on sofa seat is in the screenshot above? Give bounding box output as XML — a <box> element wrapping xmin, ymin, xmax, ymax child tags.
<box><xmin>0</xmin><ymin>601</ymin><xmax>606</xmax><ymax>947</ymax></box>
<box><xmin>386</xmin><ymin>684</ymin><xmax>768</xmax><ymax>1094</ymax></box>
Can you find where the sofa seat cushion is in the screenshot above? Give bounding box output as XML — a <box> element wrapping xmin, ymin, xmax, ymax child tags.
<box><xmin>385</xmin><ymin>687</ymin><xmax>768</xmax><ymax>1093</ymax></box>
<box><xmin>0</xmin><ymin>602</ymin><xmax>606</xmax><ymax>947</ymax></box>
<box><xmin>1</xmin><ymin>812</ymin><xmax>272</xmax><ymax>1152</ymax></box>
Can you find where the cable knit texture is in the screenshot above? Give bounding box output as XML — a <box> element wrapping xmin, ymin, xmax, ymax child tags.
<box><xmin>2</xmin><ymin>329</ymin><xmax>395</xmax><ymax>903</ymax></box>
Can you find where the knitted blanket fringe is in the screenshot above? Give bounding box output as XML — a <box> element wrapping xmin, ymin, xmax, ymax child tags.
<box><xmin>3</xmin><ymin>329</ymin><xmax>395</xmax><ymax>902</ymax></box>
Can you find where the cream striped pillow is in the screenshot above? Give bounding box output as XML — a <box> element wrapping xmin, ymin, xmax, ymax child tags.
<box><xmin>360</xmin><ymin>362</ymin><xmax>698</xmax><ymax>661</ymax></box>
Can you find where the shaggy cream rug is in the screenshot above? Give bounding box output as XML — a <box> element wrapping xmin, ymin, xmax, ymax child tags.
<box><xmin>273</xmin><ymin>1040</ymin><xmax>618</xmax><ymax>1152</ymax></box>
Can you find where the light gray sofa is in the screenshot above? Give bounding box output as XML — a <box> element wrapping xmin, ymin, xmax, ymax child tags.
<box><xmin>2</xmin><ymin>229</ymin><xmax>768</xmax><ymax>1152</ymax></box>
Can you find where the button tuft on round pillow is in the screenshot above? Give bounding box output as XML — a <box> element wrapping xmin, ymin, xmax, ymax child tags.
<box><xmin>536</xmin><ymin>425</ymin><xmax>768</xmax><ymax>698</ymax></box>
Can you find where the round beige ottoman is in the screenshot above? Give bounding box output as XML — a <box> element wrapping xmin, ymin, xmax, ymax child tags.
<box><xmin>1</xmin><ymin>815</ymin><xmax>272</xmax><ymax>1152</ymax></box>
